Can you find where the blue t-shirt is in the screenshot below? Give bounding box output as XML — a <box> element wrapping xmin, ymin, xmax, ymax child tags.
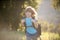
<box><xmin>25</xmin><ymin>18</ymin><xmax>37</xmax><ymax>34</ymax></box>
<box><xmin>25</xmin><ymin>18</ymin><xmax>32</xmax><ymax>26</ymax></box>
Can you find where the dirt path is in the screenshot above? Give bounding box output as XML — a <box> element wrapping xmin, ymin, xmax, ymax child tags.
<box><xmin>0</xmin><ymin>30</ymin><xmax>26</xmax><ymax>40</ymax></box>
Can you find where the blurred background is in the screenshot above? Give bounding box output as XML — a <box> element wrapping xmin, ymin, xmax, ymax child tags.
<box><xmin>0</xmin><ymin>0</ymin><xmax>60</xmax><ymax>40</ymax></box>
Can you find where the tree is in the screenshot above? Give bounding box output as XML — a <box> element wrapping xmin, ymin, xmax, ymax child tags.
<box><xmin>0</xmin><ymin>0</ymin><xmax>40</xmax><ymax>31</ymax></box>
<box><xmin>51</xmin><ymin>0</ymin><xmax>60</xmax><ymax>11</ymax></box>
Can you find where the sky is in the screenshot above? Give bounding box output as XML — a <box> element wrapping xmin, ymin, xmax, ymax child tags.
<box><xmin>37</xmin><ymin>0</ymin><xmax>60</xmax><ymax>25</ymax></box>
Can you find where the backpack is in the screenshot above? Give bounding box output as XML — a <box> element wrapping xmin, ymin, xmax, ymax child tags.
<box><xmin>36</xmin><ymin>24</ymin><xmax>41</xmax><ymax>37</ymax></box>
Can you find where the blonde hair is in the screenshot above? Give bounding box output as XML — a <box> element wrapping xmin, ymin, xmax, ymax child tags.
<box><xmin>24</xmin><ymin>6</ymin><xmax>37</xmax><ymax>19</ymax></box>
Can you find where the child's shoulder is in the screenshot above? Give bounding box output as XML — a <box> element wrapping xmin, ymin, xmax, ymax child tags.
<box><xmin>32</xmin><ymin>18</ymin><xmax>38</xmax><ymax>21</ymax></box>
<box><xmin>32</xmin><ymin>18</ymin><xmax>38</xmax><ymax>22</ymax></box>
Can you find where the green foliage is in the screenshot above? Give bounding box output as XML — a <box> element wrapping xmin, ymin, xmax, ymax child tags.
<box><xmin>41</xmin><ymin>32</ymin><xmax>60</xmax><ymax>40</ymax></box>
<box><xmin>38</xmin><ymin>19</ymin><xmax>60</xmax><ymax>34</ymax></box>
<box><xmin>51</xmin><ymin>0</ymin><xmax>60</xmax><ymax>11</ymax></box>
<box><xmin>24</xmin><ymin>0</ymin><xmax>40</xmax><ymax>9</ymax></box>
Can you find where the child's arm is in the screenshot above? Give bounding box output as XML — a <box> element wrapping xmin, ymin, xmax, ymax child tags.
<box><xmin>21</xmin><ymin>19</ymin><xmax>25</xmax><ymax>27</ymax></box>
<box><xmin>32</xmin><ymin>19</ymin><xmax>38</xmax><ymax>28</ymax></box>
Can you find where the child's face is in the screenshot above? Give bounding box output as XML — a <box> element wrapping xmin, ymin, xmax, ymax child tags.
<box><xmin>25</xmin><ymin>11</ymin><xmax>32</xmax><ymax>17</ymax></box>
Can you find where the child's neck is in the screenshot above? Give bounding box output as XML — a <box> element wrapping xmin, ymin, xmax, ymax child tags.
<box><xmin>26</xmin><ymin>17</ymin><xmax>32</xmax><ymax>18</ymax></box>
